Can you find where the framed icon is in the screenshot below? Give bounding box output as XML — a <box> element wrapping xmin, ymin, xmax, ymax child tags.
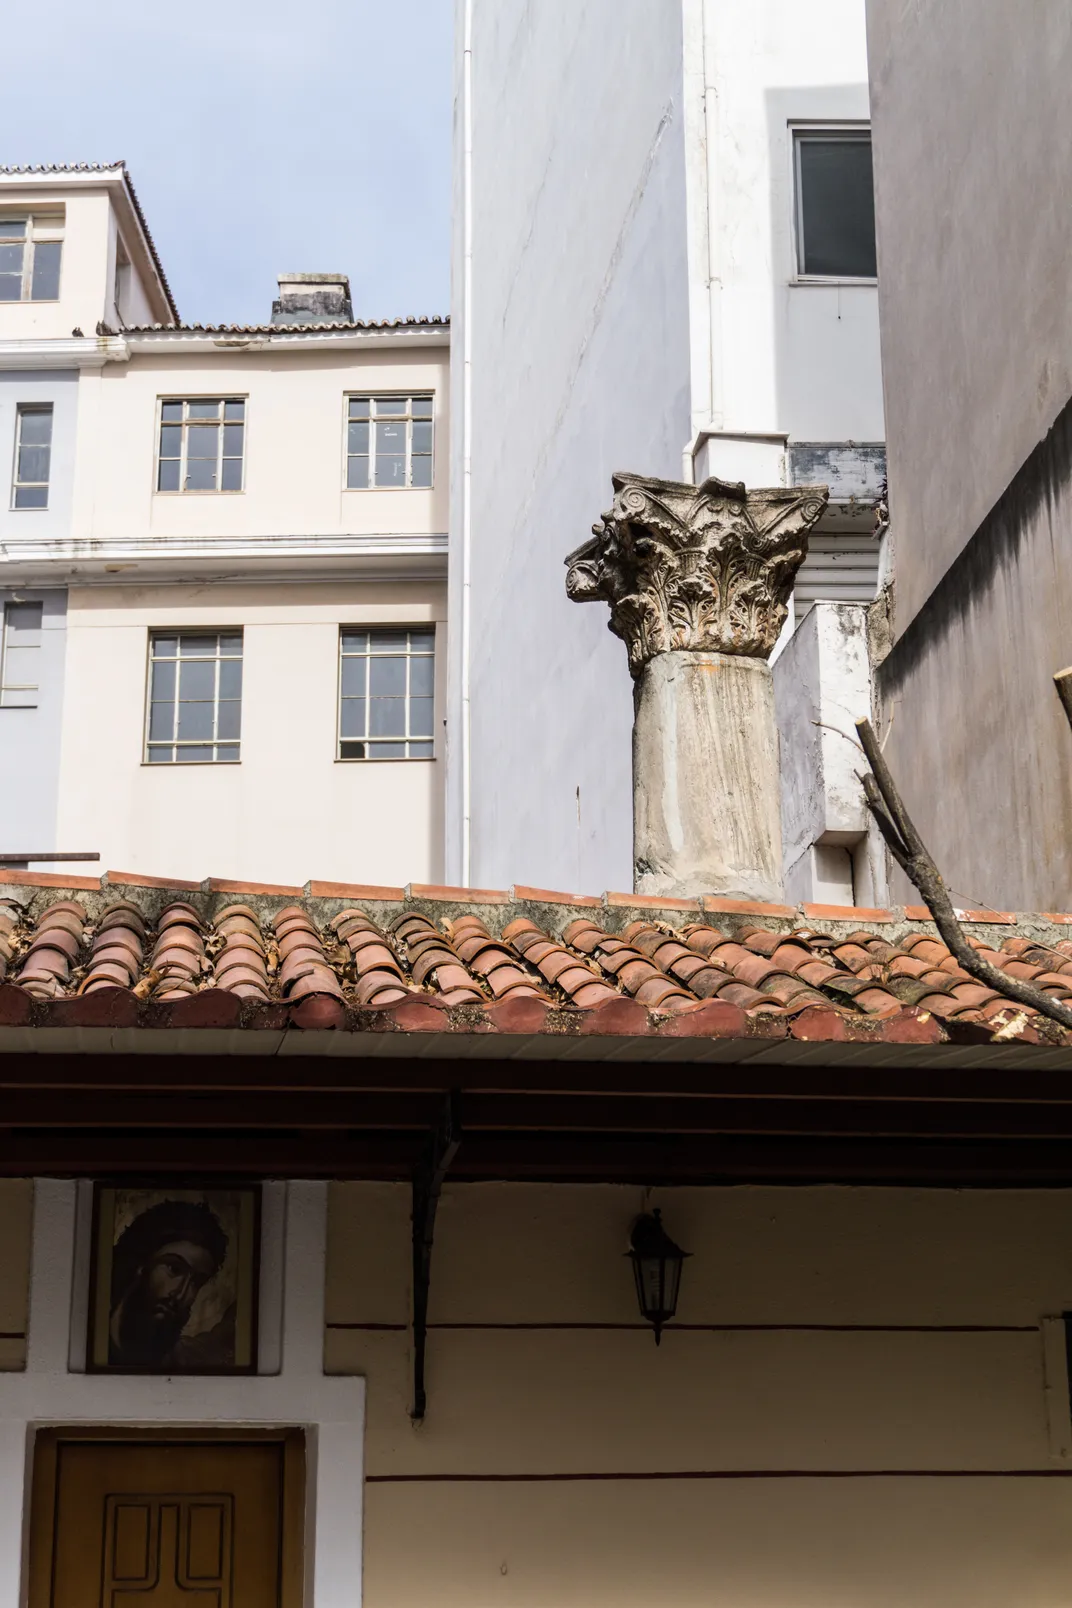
<box><xmin>88</xmin><ymin>1183</ymin><xmax>260</xmax><ymax>1374</ymax></box>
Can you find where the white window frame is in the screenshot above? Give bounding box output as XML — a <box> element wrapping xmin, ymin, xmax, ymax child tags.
<box><xmin>155</xmin><ymin>397</ymin><xmax>247</xmax><ymax>495</ymax></box>
<box><xmin>144</xmin><ymin>630</ymin><xmax>243</xmax><ymax>765</ymax></box>
<box><xmin>343</xmin><ymin>393</ymin><xmax>434</xmax><ymax>491</ymax></box>
<box><xmin>0</xmin><ymin>212</ymin><xmax>65</xmax><ymax>302</ymax></box>
<box><xmin>0</xmin><ymin>600</ymin><xmax>43</xmax><ymax>709</ymax></box>
<box><xmin>790</xmin><ymin>122</ymin><xmax>876</xmax><ymax>285</ymax></box>
<box><xmin>11</xmin><ymin>403</ymin><xmax>53</xmax><ymax>510</ymax></box>
<box><xmin>337</xmin><ymin>626</ymin><xmax>436</xmax><ymax>761</ymax></box>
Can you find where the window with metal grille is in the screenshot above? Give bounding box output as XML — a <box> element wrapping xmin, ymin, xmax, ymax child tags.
<box><xmin>793</xmin><ymin>129</ymin><xmax>877</xmax><ymax>280</ymax></box>
<box><xmin>157</xmin><ymin>399</ymin><xmax>245</xmax><ymax>493</ymax></box>
<box><xmin>0</xmin><ymin>214</ymin><xmax>63</xmax><ymax>302</ymax></box>
<box><xmin>338</xmin><ymin>628</ymin><xmax>435</xmax><ymax>759</ymax></box>
<box><xmin>345</xmin><ymin>395</ymin><xmax>433</xmax><ymax>489</ymax></box>
<box><xmin>146</xmin><ymin>632</ymin><xmax>243</xmax><ymax>763</ymax></box>
<box><xmin>11</xmin><ymin>404</ymin><xmax>52</xmax><ymax>509</ymax></box>
<box><xmin>0</xmin><ymin>602</ymin><xmax>43</xmax><ymax>708</ymax></box>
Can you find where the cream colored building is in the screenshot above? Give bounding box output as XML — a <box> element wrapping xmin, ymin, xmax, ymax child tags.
<box><xmin>0</xmin><ymin>164</ymin><xmax>449</xmax><ymax>886</ymax></box>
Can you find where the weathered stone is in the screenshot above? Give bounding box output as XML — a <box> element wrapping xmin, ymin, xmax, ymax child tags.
<box><xmin>565</xmin><ymin>470</ymin><xmax>827</xmax><ymax>675</ymax></box>
<box><xmin>633</xmin><ymin>651</ymin><xmax>784</xmax><ymax>901</ymax></box>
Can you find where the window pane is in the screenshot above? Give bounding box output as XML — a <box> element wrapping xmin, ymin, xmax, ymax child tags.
<box><xmin>18</xmin><ymin>445</ymin><xmax>51</xmax><ymax>483</ymax></box>
<box><xmin>370</xmin><ymin>698</ymin><xmax>406</xmax><ymax>737</ymax></box>
<box><xmin>150</xmin><ymin>658</ymin><xmax>176</xmax><ymax>701</ymax></box>
<box><xmin>19</xmin><ymin>409</ymin><xmax>52</xmax><ymax>446</ymax></box>
<box><xmin>152</xmin><ymin>636</ymin><xmax>178</xmax><ymax>658</ymax></box>
<box><xmin>409</xmin><ymin>696</ymin><xmax>434</xmax><ymax>737</ymax></box>
<box><xmin>0</xmin><ymin>273</ymin><xmax>21</xmax><ymax>301</ymax></box>
<box><xmin>218</xmin><ymin>633</ymin><xmax>242</xmax><ymax>656</ymax></box>
<box><xmin>218</xmin><ymin>658</ymin><xmax>242</xmax><ymax>698</ymax></box>
<box><xmin>348</xmin><ymin>420</ymin><xmax>369</xmax><ymax>454</ymax></box>
<box><xmin>340</xmin><ymin>657</ymin><xmax>367</xmax><ymax>696</ymax></box>
<box><xmin>223</xmin><ymin>399</ymin><xmax>245</xmax><ymax>420</ymax></box>
<box><xmin>0</xmin><ymin>219</ymin><xmax>26</xmax><ymax>240</ymax></box>
<box><xmin>348</xmin><ymin>397</ymin><xmax>371</xmax><ymax>420</ymax></box>
<box><xmin>376</xmin><ymin>455</ymin><xmax>407</xmax><ymax>488</ymax></box>
<box><xmin>340</xmin><ymin>697</ymin><xmax>366</xmax><ymax>737</ymax></box>
<box><xmin>157</xmin><ymin>459</ymin><xmax>180</xmax><ymax>492</ymax></box>
<box><xmin>179</xmin><ymin>659</ymin><xmax>215</xmax><ymax>699</ymax></box>
<box><xmin>0</xmin><ymin>242</ymin><xmax>24</xmax><ymax>274</ymax></box>
<box><xmin>339</xmin><ymin>740</ymin><xmax>366</xmax><ymax>759</ymax></box>
<box><xmin>147</xmin><ymin>745</ymin><xmax>174</xmax><ymax>763</ymax></box>
<box><xmin>188</xmin><ymin>400</ymin><xmax>221</xmax><ymax>419</ymax></box>
<box><xmin>370</xmin><ymin>630</ymin><xmax>409</xmax><ymax>652</ymax></box>
<box><xmin>185</xmin><ymin>458</ymin><xmax>217</xmax><ymax>491</ymax></box>
<box><xmin>409</xmin><ymin>655</ymin><xmax>434</xmax><ymax>697</ymax></box>
<box><xmin>220</xmin><ymin>457</ymin><xmax>243</xmax><ymax>491</ymax></box>
<box><xmin>14</xmin><ymin>485</ymin><xmax>48</xmax><ymax>509</ymax></box>
<box><xmin>7</xmin><ymin>603</ymin><xmax>43</xmax><ymax>642</ymax></box>
<box><xmin>30</xmin><ymin>240</ymin><xmax>61</xmax><ymax>300</ymax></box>
<box><xmin>159</xmin><ymin>424</ymin><xmax>182</xmax><ymax>459</ymax></box>
<box><xmin>369</xmin><ymin>656</ymin><xmax>406</xmax><ymax>696</ymax></box>
<box><xmin>181</xmin><ymin>637</ymin><xmax>217</xmax><ymax>655</ymax></box>
<box><xmin>149</xmin><ymin>702</ymin><xmax>175</xmax><ymax>740</ymax></box>
<box><xmin>411</xmin><ymin>396</ymin><xmax>433</xmax><ymax>418</ymax></box>
<box><xmin>375</xmin><ymin>397</ymin><xmax>407</xmax><ymax>415</ymax></box>
<box><xmin>178</xmin><ymin>702</ymin><xmax>215</xmax><ymax>740</ymax></box>
<box><xmin>410</xmin><ymin>454</ymin><xmax>432</xmax><ymax>489</ymax></box>
<box><xmin>216</xmin><ymin>744</ymin><xmax>240</xmax><ymax>763</ymax></box>
<box><xmin>222</xmin><ymin>423</ymin><xmax>244</xmax><ymax>457</ymax></box>
<box><xmin>412</xmin><ymin>421</ymin><xmax>432</xmax><ymax>454</ymax></box>
<box><xmin>798</xmin><ymin>136</ymin><xmax>877</xmax><ymax>278</ymax></box>
<box><xmin>180</xmin><ymin>744</ymin><xmax>213</xmax><ymax>763</ymax></box>
<box><xmin>409</xmin><ymin>630</ymin><xmax>435</xmax><ymax>653</ymax></box>
<box><xmin>161</xmin><ymin>400</ymin><xmax>183</xmax><ymax>422</ymax></box>
<box><xmin>217</xmin><ymin>700</ymin><xmax>241</xmax><ymax>739</ymax></box>
<box><xmin>369</xmin><ymin>741</ymin><xmax>406</xmax><ymax>759</ymax></box>
<box><xmin>186</xmin><ymin>423</ymin><xmax>219</xmax><ymax>458</ymax></box>
<box><xmin>410</xmin><ymin>741</ymin><xmax>434</xmax><ymax>759</ymax></box>
<box><xmin>375</xmin><ymin>419</ymin><xmax>405</xmax><ymax>455</ymax></box>
<box><xmin>346</xmin><ymin>456</ymin><xmax>369</xmax><ymax>490</ymax></box>
<box><xmin>341</xmin><ymin>631</ymin><xmax>369</xmax><ymax>653</ymax></box>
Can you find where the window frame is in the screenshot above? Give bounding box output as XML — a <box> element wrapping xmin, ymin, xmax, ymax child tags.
<box><xmin>11</xmin><ymin>402</ymin><xmax>53</xmax><ymax>511</ymax></box>
<box><xmin>336</xmin><ymin>625</ymin><xmax>436</xmax><ymax>762</ymax></box>
<box><xmin>0</xmin><ymin>212</ymin><xmax>65</xmax><ymax>303</ymax></box>
<box><xmin>790</xmin><ymin>122</ymin><xmax>877</xmax><ymax>285</ymax></box>
<box><xmin>154</xmin><ymin>396</ymin><xmax>248</xmax><ymax>496</ymax></box>
<box><xmin>143</xmin><ymin>629</ymin><xmax>244</xmax><ymax>766</ymax></box>
<box><xmin>0</xmin><ymin>600</ymin><xmax>44</xmax><ymax>710</ymax></box>
<box><xmin>342</xmin><ymin>393</ymin><xmax>434</xmax><ymax>491</ymax></box>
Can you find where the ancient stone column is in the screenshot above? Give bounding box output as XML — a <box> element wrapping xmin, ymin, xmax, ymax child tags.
<box><xmin>566</xmin><ymin>471</ymin><xmax>827</xmax><ymax>901</ymax></box>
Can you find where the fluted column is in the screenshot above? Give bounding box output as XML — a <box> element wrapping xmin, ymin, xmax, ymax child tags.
<box><xmin>566</xmin><ymin>471</ymin><xmax>827</xmax><ymax>901</ymax></box>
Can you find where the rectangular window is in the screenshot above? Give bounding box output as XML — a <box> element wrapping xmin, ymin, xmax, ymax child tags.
<box><xmin>157</xmin><ymin>399</ymin><xmax>245</xmax><ymax>493</ymax></box>
<box><xmin>12</xmin><ymin>404</ymin><xmax>53</xmax><ymax>509</ymax></box>
<box><xmin>793</xmin><ymin>129</ymin><xmax>877</xmax><ymax>280</ymax></box>
<box><xmin>145</xmin><ymin>631</ymin><xmax>243</xmax><ymax>763</ymax></box>
<box><xmin>346</xmin><ymin>395</ymin><xmax>433</xmax><ymax>490</ymax></box>
<box><xmin>0</xmin><ymin>214</ymin><xmax>64</xmax><ymax>302</ymax></box>
<box><xmin>338</xmin><ymin>627</ymin><xmax>435</xmax><ymax>759</ymax></box>
<box><xmin>0</xmin><ymin>601</ymin><xmax>43</xmax><ymax>708</ymax></box>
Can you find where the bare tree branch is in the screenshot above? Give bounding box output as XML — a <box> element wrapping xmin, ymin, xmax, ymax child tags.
<box><xmin>855</xmin><ymin>717</ymin><xmax>1072</xmax><ymax>1032</ymax></box>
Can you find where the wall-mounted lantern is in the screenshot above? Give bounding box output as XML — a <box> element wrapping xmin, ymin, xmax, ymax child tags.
<box><xmin>627</xmin><ymin>1209</ymin><xmax>689</xmax><ymax>1345</ymax></box>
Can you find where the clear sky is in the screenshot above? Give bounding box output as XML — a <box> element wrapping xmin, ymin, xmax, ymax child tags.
<box><xmin>1</xmin><ymin>0</ymin><xmax>452</xmax><ymax>327</ymax></box>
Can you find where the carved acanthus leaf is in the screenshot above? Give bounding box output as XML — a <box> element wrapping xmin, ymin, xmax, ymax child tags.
<box><xmin>565</xmin><ymin>471</ymin><xmax>828</xmax><ymax>674</ymax></box>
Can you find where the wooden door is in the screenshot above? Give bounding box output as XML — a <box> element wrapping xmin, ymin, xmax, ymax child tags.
<box><xmin>28</xmin><ymin>1430</ymin><xmax>304</xmax><ymax>1608</ymax></box>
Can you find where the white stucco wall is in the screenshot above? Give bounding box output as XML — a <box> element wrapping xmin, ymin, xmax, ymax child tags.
<box><xmin>0</xmin><ymin>188</ymin><xmax>114</xmax><ymax>343</ymax></box>
<box><xmin>54</xmin><ymin>581</ymin><xmax>446</xmax><ymax>886</ymax></box>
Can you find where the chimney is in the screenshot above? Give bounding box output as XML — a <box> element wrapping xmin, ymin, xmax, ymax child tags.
<box><xmin>271</xmin><ymin>273</ymin><xmax>354</xmax><ymax>326</ymax></box>
<box><xmin>566</xmin><ymin>471</ymin><xmax>828</xmax><ymax>902</ymax></box>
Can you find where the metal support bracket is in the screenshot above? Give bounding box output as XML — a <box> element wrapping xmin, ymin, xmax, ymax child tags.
<box><xmin>411</xmin><ymin>1091</ymin><xmax>461</xmax><ymax>1421</ymax></box>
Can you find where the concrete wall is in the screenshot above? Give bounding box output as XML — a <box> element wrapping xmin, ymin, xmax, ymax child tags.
<box><xmin>449</xmin><ymin>0</ymin><xmax>692</xmax><ymax>894</ymax></box>
<box><xmin>54</xmin><ymin>580</ymin><xmax>446</xmax><ymax>887</ymax></box>
<box><xmin>877</xmin><ymin>397</ymin><xmax>1072</xmax><ymax>913</ymax></box>
<box><xmin>328</xmin><ymin>1180</ymin><xmax>1072</xmax><ymax>1608</ymax></box>
<box><xmin>72</xmin><ymin>348</ymin><xmax>449</xmax><ymax>543</ymax></box>
<box><xmin>866</xmin><ymin>1</ymin><xmax>1072</xmax><ymax>633</ymax></box>
<box><xmin>0</xmin><ymin>189</ymin><xmax>113</xmax><ymax>343</ymax></box>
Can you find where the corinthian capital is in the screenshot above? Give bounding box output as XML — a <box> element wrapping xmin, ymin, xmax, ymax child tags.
<box><xmin>565</xmin><ymin>471</ymin><xmax>828</xmax><ymax>674</ymax></box>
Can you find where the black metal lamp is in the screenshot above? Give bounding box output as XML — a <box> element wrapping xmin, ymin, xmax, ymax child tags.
<box><xmin>627</xmin><ymin>1209</ymin><xmax>689</xmax><ymax>1344</ymax></box>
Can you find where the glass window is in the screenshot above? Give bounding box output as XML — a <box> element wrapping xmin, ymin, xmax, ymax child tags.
<box><xmin>0</xmin><ymin>213</ymin><xmax>63</xmax><ymax>301</ymax></box>
<box><xmin>346</xmin><ymin>395</ymin><xmax>434</xmax><ymax>489</ymax></box>
<box><xmin>12</xmin><ymin>404</ymin><xmax>53</xmax><ymax>509</ymax></box>
<box><xmin>338</xmin><ymin>627</ymin><xmax>435</xmax><ymax>759</ymax></box>
<box><xmin>145</xmin><ymin>632</ymin><xmax>243</xmax><ymax>763</ymax></box>
<box><xmin>794</xmin><ymin>131</ymin><xmax>877</xmax><ymax>280</ymax></box>
<box><xmin>0</xmin><ymin>601</ymin><xmax>43</xmax><ymax>708</ymax></box>
<box><xmin>156</xmin><ymin>399</ymin><xmax>245</xmax><ymax>493</ymax></box>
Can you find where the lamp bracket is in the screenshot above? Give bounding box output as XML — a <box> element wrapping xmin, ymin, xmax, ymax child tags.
<box><xmin>411</xmin><ymin>1091</ymin><xmax>461</xmax><ymax>1421</ymax></box>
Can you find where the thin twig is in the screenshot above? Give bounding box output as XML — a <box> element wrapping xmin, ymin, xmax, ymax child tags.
<box><xmin>855</xmin><ymin>717</ymin><xmax>1072</xmax><ymax>1032</ymax></box>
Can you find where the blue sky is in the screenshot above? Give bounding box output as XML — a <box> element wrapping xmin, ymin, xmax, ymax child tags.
<box><xmin>1</xmin><ymin>0</ymin><xmax>452</xmax><ymax>326</ymax></box>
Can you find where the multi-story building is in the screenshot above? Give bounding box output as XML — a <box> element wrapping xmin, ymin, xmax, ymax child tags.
<box><xmin>0</xmin><ymin>163</ymin><xmax>449</xmax><ymax>887</ymax></box>
<box><xmin>865</xmin><ymin>8</ymin><xmax>1072</xmax><ymax>911</ymax></box>
<box><xmin>448</xmin><ymin>0</ymin><xmax>884</xmax><ymax>903</ymax></box>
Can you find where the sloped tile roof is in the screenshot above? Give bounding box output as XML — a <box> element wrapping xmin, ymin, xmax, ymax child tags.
<box><xmin>0</xmin><ymin>875</ymin><xmax>1070</xmax><ymax>1045</ymax></box>
<box><xmin>125</xmin><ymin>316</ymin><xmax>449</xmax><ymax>335</ymax></box>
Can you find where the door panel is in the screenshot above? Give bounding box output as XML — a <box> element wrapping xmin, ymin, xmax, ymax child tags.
<box><xmin>30</xmin><ymin>1434</ymin><xmax>303</xmax><ymax>1608</ymax></box>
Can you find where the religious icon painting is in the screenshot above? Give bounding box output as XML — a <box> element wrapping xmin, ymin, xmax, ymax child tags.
<box><xmin>87</xmin><ymin>1183</ymin><xmax>260</xmax><ymax>1374</ymax></box>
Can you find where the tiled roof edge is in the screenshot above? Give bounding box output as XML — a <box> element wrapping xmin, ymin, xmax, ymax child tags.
<box><xmin>125</xmin><ymin>317</ymin><xmax>449</xmax><ymax>334</ymax></box>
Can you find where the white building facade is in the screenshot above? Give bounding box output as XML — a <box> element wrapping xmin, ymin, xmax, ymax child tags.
<box><xmin>0</xmin><ymin>165</ymin><xmax>449</xmax><ymax>888</ymax></box>
<box><xmin>448</xmin><ymin>0</ymin><xmax>884</xmax><ymax>903</ymax></box>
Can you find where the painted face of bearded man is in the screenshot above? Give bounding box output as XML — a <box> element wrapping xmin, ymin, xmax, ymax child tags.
<box><xmin>108</xmin><ymin>1200</ymin><xmax>228</xmax><ymax>1368</ymax></box>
